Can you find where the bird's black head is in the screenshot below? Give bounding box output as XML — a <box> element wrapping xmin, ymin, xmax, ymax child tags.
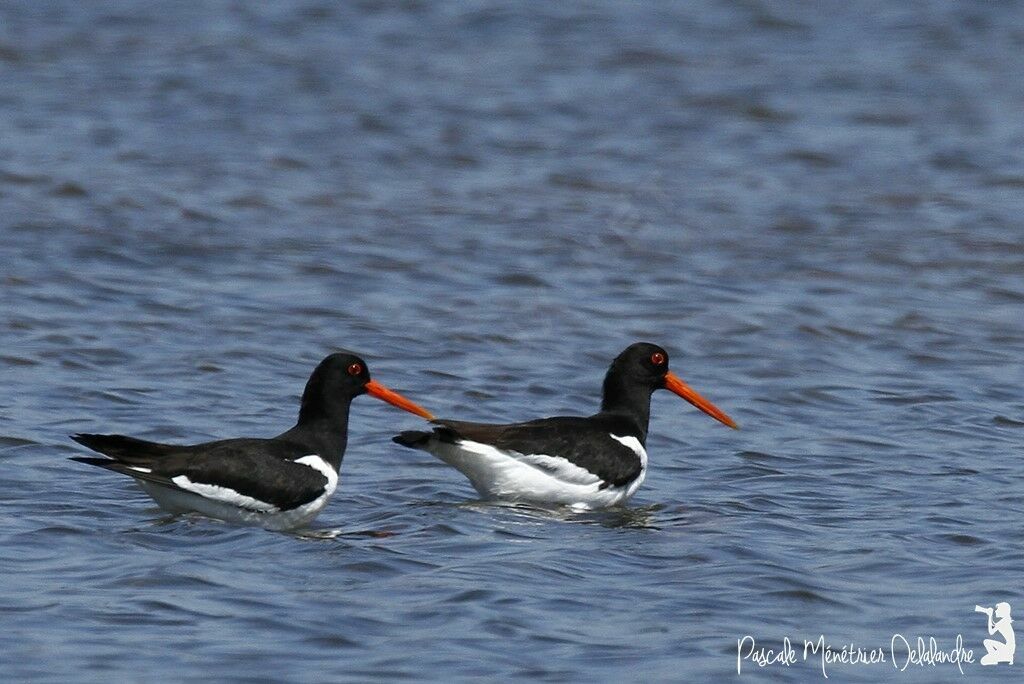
<box><xmin>602</xmin><ymin>342</ymin><xmax>737</xmax><ymax>429</ymax></box>
<box><xmin>298</xmin><ymin>351</ymin><xmax>433</xmax><ymax>426</ymax></box>
<box><xmin>305</xmin><ymin>351</ymin><xmax>371</xmax><ymax>403</ymax></box>
<box><xmin>606</xmin><ymin>342</ymin><xmax>673</xmax><ymax>392</ymax></box>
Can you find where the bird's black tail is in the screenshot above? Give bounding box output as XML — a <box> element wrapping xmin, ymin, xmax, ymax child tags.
<box><xmin>70</xmin><ymin>433</ymin><xmax>176</xmax><ymax>464</ymax></box>
<box><xmin>393</xmin><ymin>430</ymin><xmax>432</xmax><ymax>449</ymax></box>
<box><xmin>70</xmin><ymin>456</ymin><xmax>118</xmax><ymax>468</ymax></box>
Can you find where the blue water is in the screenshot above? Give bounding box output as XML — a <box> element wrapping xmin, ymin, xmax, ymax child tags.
<box><xmin>2</xmin><ymin>2</ymin><xmax>1023</xmax><ymax>681</ymax></box>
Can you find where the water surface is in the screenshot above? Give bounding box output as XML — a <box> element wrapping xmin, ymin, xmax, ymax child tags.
<box><xmin>2</xmin><ymin>2</ymin><xmax>1023</xmax><ymax>681</ymax></box>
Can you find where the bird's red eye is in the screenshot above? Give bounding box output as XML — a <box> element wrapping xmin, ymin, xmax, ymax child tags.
<box><xmin>650</xmin><ymin>352</ymin><xmax>666</xmax><ymax>366</ymax></box>
<box><xmin>347</xmin><ymin>363</ymin><xmax>363</xmax><ymax>376</ymax></box>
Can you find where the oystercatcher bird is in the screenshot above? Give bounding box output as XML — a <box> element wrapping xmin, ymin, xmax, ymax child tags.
<box><xmin>393</xmin><ymin>342</ymin><xmax>736</xmax><ymax>509</ymax></box>
<box><xmin>71</xmin><ymin>351</ymin><xmax>433</xmax><ymax>530</ymax></box>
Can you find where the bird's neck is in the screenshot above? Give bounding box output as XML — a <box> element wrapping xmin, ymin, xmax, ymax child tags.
<box><xmin>599</xmin><ymin>375</ymin><xmax>651</xmax><ymax>443</ymax></box>
<box><xmin>286</xmin><ymin>400</ymin><xmax>352</xmax><ymax>469</ymax></box>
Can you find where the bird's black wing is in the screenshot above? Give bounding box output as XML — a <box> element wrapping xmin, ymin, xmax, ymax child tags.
<box><xmin>71</xmin><ymin>436</ymin><xmax>329</xmax><ymax>511</ymax></box>
<box><xmin>430</xmin><ymin>417</ymin><xmax>644</xmax><ymax>488</ymax></box>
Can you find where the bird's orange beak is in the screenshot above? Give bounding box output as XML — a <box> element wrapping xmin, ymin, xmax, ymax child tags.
<box><xmin>364</xmin><ymin>380</ymin><xmax>434</xmax><ymax>420</ymax></box>
<box><xmin>663</xmin><ymin>371</ymin><xmax>737</xmax><ymax>429</ymax></box>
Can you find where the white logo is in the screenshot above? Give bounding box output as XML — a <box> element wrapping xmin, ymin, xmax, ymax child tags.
<box><xmin>736</xmin><ymin>604</ymin><xmax>1018</xmax><ymax>677</ymax></box>
<box><xmin>976</xmin><ymin>602</ymin><xmax>1015</xmax><ymax>666</ymax></box>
